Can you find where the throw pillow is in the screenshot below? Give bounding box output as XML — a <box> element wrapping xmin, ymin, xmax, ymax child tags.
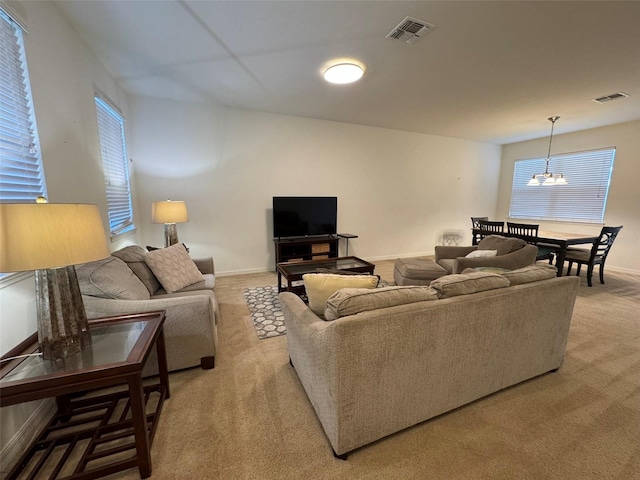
<box><xmin>429</xmin><ymin>271</ymin><xmax>510</xmax><ymax>299</ymax></box>
<box><xmin>76</xmin><ymin>256</ymin><xmax>150</xmax><ymax>300</ymax></box>
<box><xmin>465</xmin><ymin>249</ymin><xmax>497</xmax><ymax>258</ymax></box>
<box><xmin>500</xmin><ymin>264</ymin><xmax>557</xmax><ymax>285</ymax></box>
<box><xmin>112</xmin><ymin>245</ymin><xmax>162</xmax><ymax>295</ymax></box>
<box><xmin>303</xmin><ymin>273</ymin><xmax>379</xmax><ymax>317</ymax></box>
<box><xmin>324</xmin><ymin>286</ymin><xmax>438</xmax><ymax>321</ymax></box>
<box><xmin>145</xmin><ymin>243</ymin><xmax>204</xmax><ymax>294</ymax></box>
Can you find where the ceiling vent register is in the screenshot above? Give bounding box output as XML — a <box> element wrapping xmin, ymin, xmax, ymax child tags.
<box><xmin>386</xmin><ymin>16</ymin><xmax>436</xmax><ymax>44</ymax></box>
<box><xmin>592</xmin><ymin>92</ymin><xmax>629</xmax><ymax>104</ymax></box>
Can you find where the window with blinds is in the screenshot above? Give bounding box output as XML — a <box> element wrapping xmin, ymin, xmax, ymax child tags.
<box><xmin>509</xmin><ymin>148</ymin><xmax>615</xmax><ymax>223</ymax></box>
<box><xmin>95</xmin><ymin>96</ymin><xmax>135</xmax><ymax>237</ymax></box>
<box><xmin>0</xmin><ymin>9</ymin><xmax>47</xmax><ymax>202</ymax></box>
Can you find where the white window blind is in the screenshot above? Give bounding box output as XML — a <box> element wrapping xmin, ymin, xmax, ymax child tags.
<box><xmin>0</xmin><ymin>9</ymin><xmax>46</xmax><ymax>202</ymax></box>
<box><xmin>509</xmin><ymin>148</ymin><xmax>615</xmax><ymax>223</ymax></box>
<box><xmin>95</xmin><ymin>96</ymin><xmax>135</xmax><ymax>237</ymax></box>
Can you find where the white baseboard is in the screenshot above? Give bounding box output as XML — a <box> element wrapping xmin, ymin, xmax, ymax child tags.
<box><xmin>0</xmin><ymin>399</ymin><xmax>55</xmax><ymax>477</ymax></box>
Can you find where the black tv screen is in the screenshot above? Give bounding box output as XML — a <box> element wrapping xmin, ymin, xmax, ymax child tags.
<box><xmin>273</xmin><ymin>196</ymin><xmax>337</xmax><ymax>238</ymax></box>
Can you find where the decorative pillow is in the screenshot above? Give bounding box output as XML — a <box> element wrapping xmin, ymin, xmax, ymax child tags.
<box><xmin>465</xmin><ymin>249</ymin><xmax>497</xmax><ymax>258</ymax></box>
<box><xmin>324</xmin><ymin>286</ymin><xmax>438</xmax><ymax>321</ymax></box>
<box><xmin>477</xmin><ymin>235</ymin><xmax>526</xmax><ymax>256</ymax></box>
<box><xmin>76</xmin><ymin>256</ymin><xmax>150</xmax><ymax>300</ymax></box>
<box><xmin>500</xmin><ymin>264</ymin><xmax>557</xmax><ymax>285</ymax></box>
<box><xmin>429</xmin><ymin>271</ymin><xmax>510</xmax><ymax>299</ymax></box>
<box><xmin>112</xmin><ymin>245</ymin><xmax>161</xmax><ymax>295</ymax></box>
<box><xmin>303</xmin><ymin>273</ymin><xmax>379</xmax><ymax>317</ymax></box>
<box><xmin>145</xmin><ymin>243</ymin><xmax>204</xmax><ymax>294</ymax></box>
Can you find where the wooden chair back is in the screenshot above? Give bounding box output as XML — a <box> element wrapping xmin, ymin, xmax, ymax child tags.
<box><xmin>507</xmin><ymin>222</ymin><xmax>539</xmax><ymax>245</ymax></box>
<box><xmin>477</xmin><ymin>220</ymin><xmax>504</xmax><ymax>240</ymax></box>
<box><xmin>590</xmin><ymin>226</ymin><xmax>623</xmax><ymax>262</ymax></box>
<box><xmin>471</xmin><ymin>217</ymin><xmax>488</xmax><ymax>245</ymax></box>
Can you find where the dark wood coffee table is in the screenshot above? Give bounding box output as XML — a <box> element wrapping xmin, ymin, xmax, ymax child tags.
<box><xmin>276</xmin><ymin>256</ymin><xmax>376</xmax><ymax>295</ymax></box>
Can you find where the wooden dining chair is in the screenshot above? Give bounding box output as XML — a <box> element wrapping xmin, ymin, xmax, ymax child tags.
<box><xmin>565</xmin><ymin>225</ymin><xmax>623</xmax><ymax>287</ymax></box>
<box><xmin>477</xmin><ymin>220</ymin><xmax>504</xmax><ymax>240</ymax></box>
<box><xmin>470</xmin><ymin>217</ymin><xmax>488</xmax><ymax>245</ymax></box>
<box><xmin>506</xmin><ymin>222</ymin><xmax>555</xmax><ymax>263</ymax></box>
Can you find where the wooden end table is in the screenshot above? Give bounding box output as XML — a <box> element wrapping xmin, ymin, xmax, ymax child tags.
<box><xmin>276</xmin><ymin>256</ymin><xmax>376</xmax><ymax>296</ymax></box>
<box><xmin>0</xmin><ymin>311</ymin><xmax>170</xmax><ymax>479</ymax></box>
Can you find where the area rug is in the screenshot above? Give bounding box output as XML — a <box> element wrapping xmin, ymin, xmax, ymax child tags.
<box><xmin>244</xmin><ymin>285</ymin><xmax>287</xmax><ymax>339</ymax></box>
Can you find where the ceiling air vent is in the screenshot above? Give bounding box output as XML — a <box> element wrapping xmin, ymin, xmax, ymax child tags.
<box><xmin>592</xmin><ymin>92</ymin><xmax>629</xmax><ymax>104</ymax></box>
<box><xmin>386</xmin><ymin>16</ymin><xmax>435</xmax><ymax>44</ymax></box>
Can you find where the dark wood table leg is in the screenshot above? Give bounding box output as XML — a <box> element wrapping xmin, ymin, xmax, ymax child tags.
<box><xmin>554</xmin><ymin>241</ymin><xmax>568</xmax><ymax>277</ymax></box>
<box><xmin>156</xmin><ymin>327</ymin><xmax>170</xmax><ymax>399</ymax></box>
<box><xmin>128</xmin><ymin>374</ymin><xmax>152</xmax><ymax>478</ymax></box>
<box><xmin>277</xmin><ymin>271</ymin><xmax>283</xmax><ymax>292</ymax></box>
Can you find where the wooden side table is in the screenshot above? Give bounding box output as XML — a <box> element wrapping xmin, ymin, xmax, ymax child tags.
<box><xmin>0</xmin><ymin>311</ymin><xmax>170</xmax><ymax>479</ymax></box>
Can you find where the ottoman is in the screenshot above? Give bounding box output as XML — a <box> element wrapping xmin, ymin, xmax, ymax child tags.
<box><xmin>394</xmin><ymin>257</ymin><xmax>449</xmax><ymax>286</ymax></box>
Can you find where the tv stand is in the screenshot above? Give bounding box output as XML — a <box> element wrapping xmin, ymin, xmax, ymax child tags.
<box><xmin>274</xmin><ymin>235</ymin><xmax>339</xmax><ymax>269</ymax></box>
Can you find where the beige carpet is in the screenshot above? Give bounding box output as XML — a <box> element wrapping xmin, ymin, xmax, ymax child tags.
<box><xmin>112</xmin><ymin>260</ymin><xmax>640</xmax><ymax>480</ymax></box>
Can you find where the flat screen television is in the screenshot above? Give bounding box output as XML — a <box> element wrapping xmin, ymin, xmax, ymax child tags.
<box><xmin>273</xmin><ymin>196</ymin><xmax>337</xmax><ymax>238</ymax></box>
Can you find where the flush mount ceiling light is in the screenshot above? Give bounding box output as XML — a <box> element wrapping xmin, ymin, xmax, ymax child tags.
<box><xmin>323</xmin><ymin>63</ymin><xmax>364</xmax><ymax>84</ymax></box>
<box><xmin>527</xmin><ymin>116</ymin><xmax>568</xmax><ymax>186</ymax></box>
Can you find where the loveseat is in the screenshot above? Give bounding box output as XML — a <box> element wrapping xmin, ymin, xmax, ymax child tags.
<box><xmin>76</xmin><ymin>244</ymin><xmax>218</xmax><ymax>372</ymax></box>
<box><xmin>280</xmin><ymin>265</ymin><xmax>580</xmax><ymax>458</ymax></box>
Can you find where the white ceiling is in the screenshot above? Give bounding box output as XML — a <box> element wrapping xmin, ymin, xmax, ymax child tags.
<box><xmin>54</xmin><ymin>0</ymin><xmax>640</xmax><ymax>144</ymax></box>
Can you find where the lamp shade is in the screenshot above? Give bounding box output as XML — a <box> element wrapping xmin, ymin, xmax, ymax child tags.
<box><xmin>152</xmin><ymin>200</ymin><xmax>188</xmax><ymax>224</ymax></box>
<box><xmin>0</xmin><ymin>203</ymin><xmax>110</xmax><ymax>272</ymax></box>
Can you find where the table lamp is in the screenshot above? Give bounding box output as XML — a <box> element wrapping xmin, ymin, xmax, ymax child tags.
<box><xmin>0</xmin><ymin>199</ymin><xmax>110</xmax><ymax>361</ymax></box>
<box><xmin>151</xmin><ymin>200</ymin><xmax>188</xmax><ymax>247</ymax></box>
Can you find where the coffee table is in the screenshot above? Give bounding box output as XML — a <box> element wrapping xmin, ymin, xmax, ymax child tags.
<box><xmin>277</xmin><ymin>256</ymin><xmax>376</xmax><ymax>295</ymax></box>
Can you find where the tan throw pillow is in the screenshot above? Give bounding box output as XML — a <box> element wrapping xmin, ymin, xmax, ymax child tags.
<box><xmin>325</xmin><ymin>286</ymin><xmax>438</xmax><ymax>321</ymax></box>
<box><xmin>429</xmin><ymin>271</ymin><xmax>510</xmax><ymax>298</ymax></box>
<box><xmin>303</xmin><ymin>273</ymin><xmax>379</xmax><ymax>317</ymax></box>
<box><xmin>465</xmin><ymin>249</ymin><xmax>497</xmax><ymax>258</ymax></box>
<box><xmin>145</xmin><ymin>243</ymin><xmax>204</xmax><ymax>294</ymax></box>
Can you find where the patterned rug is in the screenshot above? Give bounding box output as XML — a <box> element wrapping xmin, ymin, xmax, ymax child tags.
<box><xmin>243</xmin><ymin>285</ymin><xmax>287</xmax><ymax>339</ymax></box>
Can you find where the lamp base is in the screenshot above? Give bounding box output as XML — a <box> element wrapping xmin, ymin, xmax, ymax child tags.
<box><xmin>164</xmin><ymin>223</ymin><xmax>179</xmax><ymax>247</ymax></box>
<box><xmin>35</xmin><ymin>266</ymin><xmax>92</xmax><ymax>361</ymax></box>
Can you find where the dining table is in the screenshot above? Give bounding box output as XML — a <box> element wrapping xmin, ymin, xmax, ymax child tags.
<box><xmin>535</xmin><ymin>230</ymin><xmax>599</xmax><ymax>276</ymax></box>
<box><xmin>471</xmin><ymin>228</ymin><xmax>599</xmax><ymax>276</ymax></box>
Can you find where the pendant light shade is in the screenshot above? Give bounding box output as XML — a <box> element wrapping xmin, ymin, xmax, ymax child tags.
<box><xmin>527</xmin><ymin>116</ymin><xmax>568</xmax><ymax>186</ymax></box>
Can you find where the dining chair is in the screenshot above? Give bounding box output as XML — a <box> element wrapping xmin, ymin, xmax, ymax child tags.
<box><xmin>470</xmin><ymin>217</ymin><xmax>488</xmax><ymax>245</ymax></box>
<box><xmin>565</xmin><ymin>226</ymin><xmax>623</xmax><ymax>287</ymax></box>
<box><xmin>477</xmin><ymin>220</ymin><xmax>504</xmax><ymax>240</ymax></box>
<box><xmin>506</xmin><ymin>222</ymin><xmax>555</xmax><ymax>263</ymax></box>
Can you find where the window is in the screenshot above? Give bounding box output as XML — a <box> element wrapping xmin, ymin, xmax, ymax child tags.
<box><xmin>509</xmin><ymin>148</ymin><xmax>615</xmax><ymax>224</ymax></box>
<box><xmin>95</xmin><ymin>95</ymin><xmax>135</xmax><ymax>237</ymax></box>
<box><xmin>0</xmin><ymin>9</ymin><xmax>46</xmax><ymax>202</ymax></box>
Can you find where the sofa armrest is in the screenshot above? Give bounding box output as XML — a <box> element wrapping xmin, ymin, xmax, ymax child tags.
<box><xmin>193</xmin><ymin>257</ymin><xmax>215</xmax><ymax>275</ymax></box>
<box><xmin>454</xmin><ymin>244</ymin><xmax>537</xmax><ymax>273</ymax></box>
<box><xmin>83</xmin><ymin>293</ymin><xmax>218</xmax><ymax>371</ymax></box>
<box><xmin>435</xmin><ymin>245</ymin><xmax>477</xmax><ymax>262</ymax></box>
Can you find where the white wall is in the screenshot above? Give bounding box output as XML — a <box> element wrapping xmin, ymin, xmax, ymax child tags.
<box><xmin>497</xmin><ymin>120</ymin><xmax>640</xmax><ymax>273</ymax></box>
<box><xmin>129</xmin><ymin>96</ymin><xmax>502</xmax><ymax>274</ymax></box>
<box><xmin>0</xmin><ymin>0</ymin><xmax>139</xmax><ymax>468</ymax></box>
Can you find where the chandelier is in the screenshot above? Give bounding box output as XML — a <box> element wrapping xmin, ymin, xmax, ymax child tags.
<box><xmin>527</xmin><ymin>116</ymin><xmax>567</xmax><ymax>186</ymax></box>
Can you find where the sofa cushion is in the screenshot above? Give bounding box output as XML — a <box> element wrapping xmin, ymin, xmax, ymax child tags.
<box><xmin>465</xmin><ymin>249</ymin><xmax>497</xmax><ymax>258</ymax></box>
<box><xmin>77</xmin><ymin>256</ymin><xmax>150</xmax><ymax>300</ymax></box>
<box><xmin>324</xmin><ymin>286</ymin><xmax>438</xmax><ymax>321</ymax></box>
<box><xmin>303</xmin><ymin>273</ymin><xmax>379</xmax><ymax>317</ymax></box>
<box><xmin>145</xmin><ymin>243</ymin><xmax>205</xmax><ymax>294</ymax></box>
<box><xmin>429</xmin><ymin>271</ymin><xmax>510</xmax><ymax>298</ymax></box>
<box><xmin>111</xmin><ymin>245</ymin><xmax>161</xmax><ymax>295</ymax></box>
<box><xmin>477</xmin><ymin>235</ymin><xmax>526</xmax><ymax>256</ymax></box>
<box><xmin>154</xmin><ymin>273</ymin><xmax>216</xmax><ymax>295</ymax></box>
<box><xmin>500</xmin><ymin>264</ymin><xmax>558</xmax><ymax>285</ymax></box>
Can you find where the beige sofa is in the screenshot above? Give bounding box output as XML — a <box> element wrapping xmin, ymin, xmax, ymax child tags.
<box><xmin>76</xmin><ymin>245</ymin><xmax>218</xmax><ymax>372</ymax></box>
<box><xmin>280</xmin><ymin>266</ymin><xmax>580</xmax><ymax>458</ymax></box>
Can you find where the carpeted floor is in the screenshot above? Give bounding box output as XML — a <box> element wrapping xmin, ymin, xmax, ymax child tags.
<box><xmin>111</xmin><ymin>260</ymin><xmax>640</xmax><ymax>480</ymax></box>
